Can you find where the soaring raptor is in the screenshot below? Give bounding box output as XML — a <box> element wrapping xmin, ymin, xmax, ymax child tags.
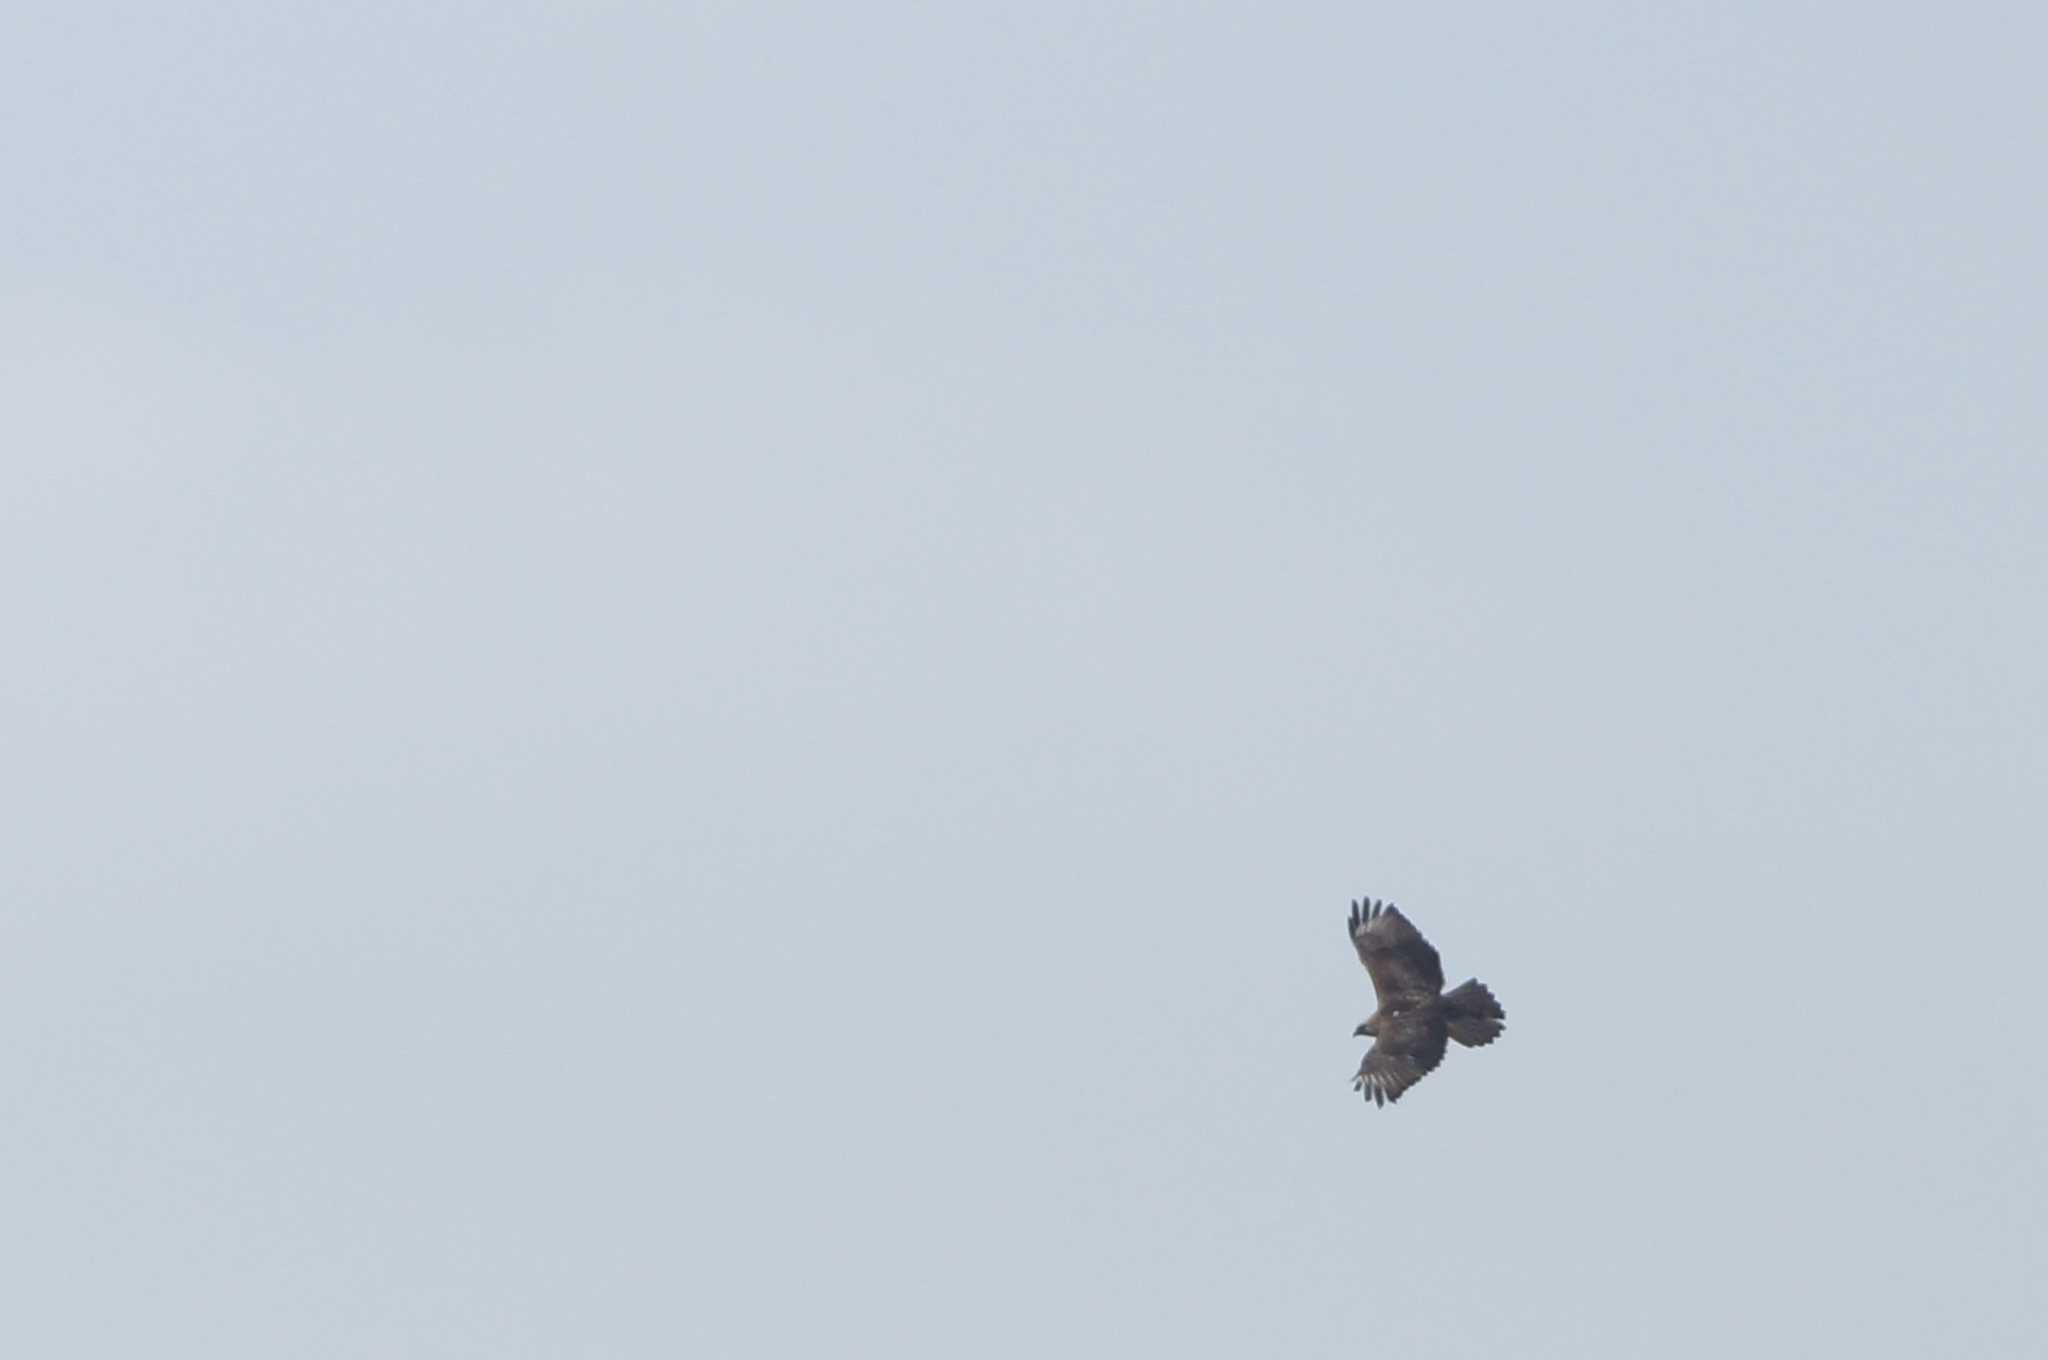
<box><xmin>1348</xmin><ymin>897</ymin><xmax>1505</xmax><ymax>1106</ymax></box>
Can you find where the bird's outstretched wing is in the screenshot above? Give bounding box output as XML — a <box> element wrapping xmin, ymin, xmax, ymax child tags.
<box><xmin>1354</xmin><ymin>1010</ymin><xmax>1449</xmax><ymax>1107</ymax></box>
<box><xmin>1348</xmin><ymin>897</ymin><xmax>1444</xmax><ymax>1006</ymax></box>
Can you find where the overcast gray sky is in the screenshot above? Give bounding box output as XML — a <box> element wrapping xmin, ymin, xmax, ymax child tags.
<box><xmin>7</xmin><ymin>4</ymin><xmax>2046</xmax><ymax>1356</ymax></box>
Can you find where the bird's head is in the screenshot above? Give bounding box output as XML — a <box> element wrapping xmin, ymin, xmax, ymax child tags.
<box><xmin>1354</xmin><ymin>1018</ymin><xmax>1379</xmax><ymax>1038</ymax></box>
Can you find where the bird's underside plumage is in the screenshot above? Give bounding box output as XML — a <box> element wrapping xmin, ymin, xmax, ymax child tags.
<box><xmin>1348</xmin><ymin>897</ymin><xmax>1505</xmax><ymax>1107</ymax></box>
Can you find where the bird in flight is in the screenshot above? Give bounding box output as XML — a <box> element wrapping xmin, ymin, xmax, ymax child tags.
<box><xmin>1348</xmin><ymin>897</ymin><xmax>1505</xmax><ymax>1106</ymax></box>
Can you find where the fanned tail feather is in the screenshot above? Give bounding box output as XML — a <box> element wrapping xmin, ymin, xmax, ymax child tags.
<box><xmin>1443</xmin><ymin>978</ymin><xmax>1505</xmax><ymax>1047</ymax></box>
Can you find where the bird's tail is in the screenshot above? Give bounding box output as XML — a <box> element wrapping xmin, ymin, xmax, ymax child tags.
<box><xmin>1443</xmin><ymin>979</ymin><xmax>1505</xmax><ymax>1047</ymax></box>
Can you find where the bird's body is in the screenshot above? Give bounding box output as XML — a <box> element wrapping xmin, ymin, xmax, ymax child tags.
<box><xmin>1348</xmin><ymin>897</ymin><xmax>1504</xmax><ymax>1106</ymax></box>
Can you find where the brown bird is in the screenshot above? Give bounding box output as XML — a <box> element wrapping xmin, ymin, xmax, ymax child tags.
<box><xmin>1348</xmin><ymin>897</ymin><xmax>1505</xmax><ymax>1106</ymax></box>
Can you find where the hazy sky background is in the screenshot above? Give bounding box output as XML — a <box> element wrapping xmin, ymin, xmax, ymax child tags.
<box><xmin>7</xmin><ymin>5</ymin><xmax>2045</xmax><ymax>1355</ymax></box>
